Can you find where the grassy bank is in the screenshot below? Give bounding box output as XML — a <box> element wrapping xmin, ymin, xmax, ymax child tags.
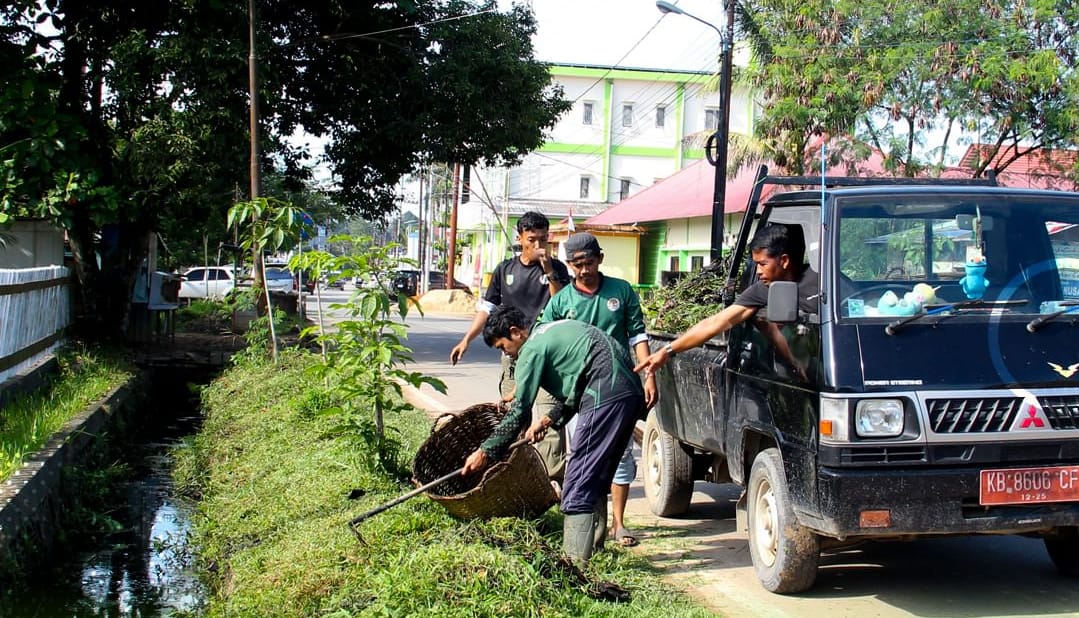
<box><xmin>176</xmin><ymin>349</ymin><xmax>714</xmax><ymax>617</ymax></box>
<box><xmin>0</xmin><ymin>345</ymin><xmax>134</xmax><ymax>481</ymax></box>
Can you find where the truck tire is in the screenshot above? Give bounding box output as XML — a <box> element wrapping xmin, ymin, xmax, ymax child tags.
<box><xmin>642</xmin><ymin>410</ymin><xmax>693</xmax><ymax>516</ymax></box>
<box><xmin>747</xmin><ymin>448</ymin><xmax>820</xmax><ymax>593</ymax></box>
<box><xmin>1045</xmin><ymin>527</ymin><xmax>1079</xmax><ymax>576</ymax></box>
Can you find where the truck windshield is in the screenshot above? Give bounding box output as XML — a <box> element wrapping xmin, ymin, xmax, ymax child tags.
<box><xmin>835</xmin><ymin>192</ymin><xmax>1079</xmax><ymax>321</ymax></box>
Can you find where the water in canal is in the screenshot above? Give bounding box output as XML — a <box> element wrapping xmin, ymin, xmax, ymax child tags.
<box><xmin>0</xmin><ymin>377</ymin><xmax>208</xmax><ymax>617</ymax></box>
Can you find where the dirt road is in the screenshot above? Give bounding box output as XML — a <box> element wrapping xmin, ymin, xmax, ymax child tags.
<box><xmin>622</xmin><ymin>480</ymin><xmax>1079</xmax><ymax>618</ymax></box>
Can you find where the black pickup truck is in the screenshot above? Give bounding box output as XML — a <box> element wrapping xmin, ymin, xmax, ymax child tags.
<box><xmin>643</xmin><ymin>167</ymin><xmax>1079</xmax><ymax>592</ymax></box>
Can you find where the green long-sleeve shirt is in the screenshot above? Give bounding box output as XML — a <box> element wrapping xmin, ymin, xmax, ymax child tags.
<box><xmin>480</xmin><ymin>319</ymin><xmax>643</xmax><ymax>459</ymax></box>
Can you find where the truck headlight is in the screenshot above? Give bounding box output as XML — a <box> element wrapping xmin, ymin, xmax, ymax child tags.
<box><xmin>855</xmin><ymin>399</ymin><xmax>904</xmax><ymax>438</ymax></box>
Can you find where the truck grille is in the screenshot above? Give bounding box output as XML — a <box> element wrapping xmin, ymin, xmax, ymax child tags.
<box><xmin>926</xmin><ymin>397</ymin><xmax>1021</xmax><ymax>433</ymax></box>
<box><xmin>1039</xmin><ymin>395</ymin><xmax>1079</xmax><ymax>430</ymax></box>
<box><xmin>840</xmin><ymin>446</ymin><xmax>927</xmax><ymax>464</ymax></box>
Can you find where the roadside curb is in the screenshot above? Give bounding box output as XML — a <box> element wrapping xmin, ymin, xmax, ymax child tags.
<box><xmin>398</xmin><ymin>380</ymin><xmax>452</xmax><ymax>420</ymax></box>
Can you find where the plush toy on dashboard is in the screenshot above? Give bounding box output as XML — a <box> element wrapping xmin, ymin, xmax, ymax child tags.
<box><xmin>912</xmin><ymin>283</ymin><xmax>939</xmax><ymax>306</ymax></box>
<box><xmin>959</xmin><ymin>256</ymin><xmax>989</xmax><ymax>300</ymax></box>
<box><xmin>876</xmin><ymin>290</ymin><xmax>921</xmax><ymax>316</ymax></box>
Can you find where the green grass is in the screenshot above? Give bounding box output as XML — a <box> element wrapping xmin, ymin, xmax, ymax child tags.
<box><xmin>177</xmin><ymin>349</ymin><xmax>715</xmax><ymax>617</ymax></box>
<box><xmin>0</xmin><ymin>345</ymin><xmax>134</xmax><ymax>482</ymax></box>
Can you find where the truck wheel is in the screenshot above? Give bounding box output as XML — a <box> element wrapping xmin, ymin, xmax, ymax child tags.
<box><xmin>642</xmin><ymin>410</ymin><xmax>693</xmax><ymax>516</ymax></box>
<box><xmin>1045</xmin><ymin>527</ymin><xmax>1079</xmax><ymax>576</ymax></box>
<box><xmin>747</xmin><ymin>448</ymin><xmax>820</xmax><ymax>593</ymax></box>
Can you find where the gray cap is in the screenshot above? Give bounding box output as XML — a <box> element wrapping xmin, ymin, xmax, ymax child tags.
<box><xmin>564</xmin><ymin>232</ymin><xmax>602</xmax><ymax>260</ymax></box>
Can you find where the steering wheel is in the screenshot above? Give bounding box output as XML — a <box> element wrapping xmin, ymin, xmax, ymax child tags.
<box><xmin>840</xmin><ymin>283</ymin><xmax>905</xmax><ymax>308</ymax></box>
<box><xmin>885</xmin><ymin>266</ymin><xmax>909</xmax><ymax>280</ymax></box>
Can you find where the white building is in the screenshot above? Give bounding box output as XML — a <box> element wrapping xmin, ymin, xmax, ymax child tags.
<box><xmin>446</xmin><ymin>62</ymin><xmax>754</xmax><ymax>288</ymax></box>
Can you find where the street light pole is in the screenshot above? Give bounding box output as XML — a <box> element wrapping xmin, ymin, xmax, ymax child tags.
<box><xmin>657</xmin><ymin>0</ymin><xmax>734</xmax><ymax>262</ymax></box>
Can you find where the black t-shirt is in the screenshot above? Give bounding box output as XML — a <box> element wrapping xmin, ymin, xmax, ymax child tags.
<box><xmin>734</xmin><ymin>267</ymin><xmax>820</xmax><ymax>316</ymax></box>
<box><xmin>483</xmin><ymin>256</ymin><xmax>571</xmax><ymax>327</ymax></box>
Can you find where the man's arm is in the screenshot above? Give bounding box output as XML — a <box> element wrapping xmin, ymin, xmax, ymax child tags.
<box><xmin>450</xmin><ymin>307</ymin><xmax>491</xmax><ymax>365</ymax></box>
<box><xmin>633</xmin><ymin>340</ymin><xmax>658</xmax><ymax>409</ymax></box>
<box><xmin>634</xmin><ymin>303</ymin><xmax>757</xmax><ymax>374</ymax></box>
<box><xmin>451</xmin><ymin>262</ymin><xmax>503</xmax><ymax>364</ymax></box>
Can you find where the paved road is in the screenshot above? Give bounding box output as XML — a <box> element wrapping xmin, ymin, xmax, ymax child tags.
<box><xmin>313</xmin><ymin>296</ymin><xmax>1079</xmax><ymax>617</ymax></box>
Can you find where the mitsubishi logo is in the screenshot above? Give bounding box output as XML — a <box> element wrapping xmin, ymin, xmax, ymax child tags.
<box><xmin>1020</xmin><ymin>405</ymin><xmax>1045</xmax><ymax>428</ymax></box>
<box><xmin>1010</xmin><ymin>399</ymin><xmax>1050</xmax><ymax>431</ymax></box>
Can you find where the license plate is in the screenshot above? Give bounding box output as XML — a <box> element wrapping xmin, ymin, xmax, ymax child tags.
<box><xmin>980</xmin><ymin>465</ymin><xmax>1079</xmax><ymax>506</ymax></box>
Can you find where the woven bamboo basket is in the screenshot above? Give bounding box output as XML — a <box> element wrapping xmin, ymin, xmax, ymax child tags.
<box><xmin>412</xmin><ymin>403</ymin><xmax>557</xmax><ymax>520</ymax></box>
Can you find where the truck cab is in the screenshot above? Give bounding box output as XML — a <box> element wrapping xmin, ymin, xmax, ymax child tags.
<box><xmin>643</xmin><ymin>168</ymin><xmax>1079</xmax><ymax>592</ymax></box>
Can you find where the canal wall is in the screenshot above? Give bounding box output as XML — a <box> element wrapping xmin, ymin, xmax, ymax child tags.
<box><xmin>0</xmin><ymin>372</ymin><xmax>147</xmax><ymax>575</ymax></box>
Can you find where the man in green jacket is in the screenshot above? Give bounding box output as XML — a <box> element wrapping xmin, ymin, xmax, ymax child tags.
<box><xmin>462</xmin><ymin>305</ymin><xmax>644</xmax><ymax>567</ymax></box>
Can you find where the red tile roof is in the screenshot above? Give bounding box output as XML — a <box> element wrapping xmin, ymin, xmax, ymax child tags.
<box><xmin>587</xmin><ymin>143</ymin><xmax>1079</xmax><ymax>227</ymax></box>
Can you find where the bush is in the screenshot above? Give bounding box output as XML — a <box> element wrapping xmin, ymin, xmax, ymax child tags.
<box><xmin>176</xmin><ymin>350</ymin><xmax>711</xmax><ymax>617</ymax></box>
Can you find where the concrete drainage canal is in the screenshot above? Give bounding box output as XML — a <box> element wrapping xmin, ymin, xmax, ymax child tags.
<box><xmin>0</xmin><ymin>365</ymin><xmax>215</xmax><ymax>616</ymax></box>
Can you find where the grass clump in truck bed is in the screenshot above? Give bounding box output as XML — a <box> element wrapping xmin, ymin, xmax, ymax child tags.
<box><xmin>642</xmin><ymin>261</ymin><xmax>730</xmax><ymax>334</ymax></box>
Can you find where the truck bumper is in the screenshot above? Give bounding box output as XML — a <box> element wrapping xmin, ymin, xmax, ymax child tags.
<box><xmin>811</xmin><ymin>466</ymin><xmax>1079</xmax><ymax>539</ymax></box>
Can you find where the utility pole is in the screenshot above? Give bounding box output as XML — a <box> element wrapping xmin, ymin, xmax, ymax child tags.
<box><xmin>656</xmin><ymin>0</ymin><xmax>733</xmax><ymax>262</ymax></box>
<box><xmin>447</xmin><ymin>162</ymin><xmax>461</xmax><ymax>289</ymax></box>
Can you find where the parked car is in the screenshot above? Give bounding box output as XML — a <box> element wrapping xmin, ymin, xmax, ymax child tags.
<box><xmin>260</xmin><ymin>265</ymin><xmax>316</xmax><ymax>295</ymax></box>
<box><xmin>178</xmin><ymin>266</ymin><xmax>237</xmax><ymax>301</ymax></box>
<box><xmin>392</xmin><ymin>270</ymin><xmax>472</xmax><ymax>297</ymax></box>
<box><xmin>263</xmin><ymin>266</ymin><xmax>295</xmax><ymax>294</ymax></box>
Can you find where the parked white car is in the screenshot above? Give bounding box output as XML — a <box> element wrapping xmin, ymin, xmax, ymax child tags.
<box><xmin>179</xmin><ymin>266</ymin><xmax>237</xmax><ymax>301</ymax></box>
<box><xmin>263</xmin><ymin>266</ymin><xmax>295</xmax><ymax>294</ymax></box>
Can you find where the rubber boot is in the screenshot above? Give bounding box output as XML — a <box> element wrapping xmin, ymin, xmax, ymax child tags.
<box><xmin>562</xmin><ymin>513</ymin><xmax>595</xmax><ymax>568</ymax></box>
<box><xmin>592</xmin><ymin>497</ymin><xmax>608</xmax><ymax>551</ymax></box>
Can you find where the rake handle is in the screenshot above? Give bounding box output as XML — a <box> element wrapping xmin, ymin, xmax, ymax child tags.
<box><xmin>348</xmin><ymin>437</ymin><xmax>530</xmax><ymax>528</ymax></box>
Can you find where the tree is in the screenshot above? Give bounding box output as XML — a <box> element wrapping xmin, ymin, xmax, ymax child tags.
<box><xmin>737</xmin><ymin>0</ymin><xmax>1079</xmax><ymax>177</ymax></box>
<box><xmin>0</xmin><ymin>0</ymin><xmax>567</xmax><ymax>337</ymax></box>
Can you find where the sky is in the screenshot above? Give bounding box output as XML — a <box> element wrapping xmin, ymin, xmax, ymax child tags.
<box><xmin>519</xmin><ymin>0</ymin><xmax>726</xmax><ymax>72</ymax></box>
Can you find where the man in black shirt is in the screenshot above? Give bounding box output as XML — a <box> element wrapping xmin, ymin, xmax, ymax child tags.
<box><xmin>450</xmin><ymin>211</ymin><xmax>572</xmax><ymax>479</ymax></box>
<box><xmin>635</xmin><ymin>223</ymin><xmax>818</xmax><ymax>375</ymax></box>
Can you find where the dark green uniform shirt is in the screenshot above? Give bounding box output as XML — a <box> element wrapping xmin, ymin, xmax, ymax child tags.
<box><xmin>537</xmin><ymin>274</ymin><xmax>648</xmax><ymax>350</ymax></box>
<box><xmin>480</xmin><ymin>320</ymin><xmax>644</xmax><ymax>458</ymax></box>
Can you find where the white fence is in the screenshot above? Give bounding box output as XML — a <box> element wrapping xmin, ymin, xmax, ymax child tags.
<box><xmin>0</xmin><ymin>266</ymin><xmax>70</xmax><ymax>384</ymax></box>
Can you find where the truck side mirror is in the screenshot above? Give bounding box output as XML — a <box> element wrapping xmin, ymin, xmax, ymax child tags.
<box><xmin>766</xmin><ymin>281</ymin><xmax>799</xmax><ymax>323</ymax></box>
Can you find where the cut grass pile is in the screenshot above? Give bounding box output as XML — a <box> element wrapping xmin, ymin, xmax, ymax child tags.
<box><xmin>176</xmin><ymin>349</ymin><xmax>715</xmax><ymax>617</ymax></box>
<box><xmin>0</xmin><ymin>345</ymin><xmax>134</xmax><ymax>481</ymax></box>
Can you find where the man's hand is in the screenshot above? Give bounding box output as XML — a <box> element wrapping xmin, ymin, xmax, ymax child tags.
<box><xmin>525</xmin><ymin>416</ymin><xmax>552</xmax><ymax>443</ymax></box>
<box><xmin>462</xmin><ymin>448</ymin><xmax>488</xmax><ymax>475</ymax></box>
<box><xmin>450</xmin><ymin>339</ymin><xmax>469</xmax><ymax>365</ymax></box>
<box><xmin>536</xmin><ymin>247</ymin><xmax>553</xmax><ymax>274</ymax></box>
<box><xmin>634</xmin><ymin>346</ymin><xmax>672</xmax><ymax>378</ymax></box>
<box><xmin>643</xmin><ymin>373</ymin><xmax>658</xmax><ymax>410</ymax></box>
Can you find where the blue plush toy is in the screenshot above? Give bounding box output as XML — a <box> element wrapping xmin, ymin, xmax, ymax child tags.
<box><xmin>876</xmin><ymin>290</ymin><xmax>921</xmax><ymax>316</ymax></box>
<box><xmin>959</xmin><ymin>257</ymin><xmax>989</xmax><ymax>300</ymax></box>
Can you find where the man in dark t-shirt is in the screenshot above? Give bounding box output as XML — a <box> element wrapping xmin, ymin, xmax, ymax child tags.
<box><xmin>635</xmin><ymin>223</ymin><xmax>819</xmax><ymax>375</ymax></box>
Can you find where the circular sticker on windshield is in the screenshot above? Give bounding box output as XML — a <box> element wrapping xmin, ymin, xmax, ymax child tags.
<box><xmin>607</xmin><ymin>298</ymin><xmax>621</xmax><ymax>312</ymax></box>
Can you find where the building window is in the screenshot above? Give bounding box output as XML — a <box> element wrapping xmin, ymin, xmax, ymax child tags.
<box><xmin>619</xmin><ymin>178</ymin><xmax>631</xmax><ymax>201</ymax></box>
<box><xmin>582</xmin><ymin>101</ymin><xmax>594</xmax><ymax>125</ymax></box>
<box><xmin>579</xmin><ymin>176</ymin><xmax>590</xmax><ymax>199</ymax></box>
<box><xmin>655</xmin><ymin>105</ymin><xmax>666</xmax><ymax>128</ymax></box>
<box><xmin>705</xmin><ymin>107</ymin><xmax>720</xmax><ymax>130</ymax></box>
<box><xmin>622</xmin><ymin>103</ymin><xmax>634</xmax><ymax>127</ymax></box>
<box><xmin>670</xmin><ymin>256</ymin><xmax>680</xmax><ymax>271</ymax></box>
<box><xmin>691</xmin><ymin>256</ymin><xmax>704</xmax><ymax>271</ymax></box>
